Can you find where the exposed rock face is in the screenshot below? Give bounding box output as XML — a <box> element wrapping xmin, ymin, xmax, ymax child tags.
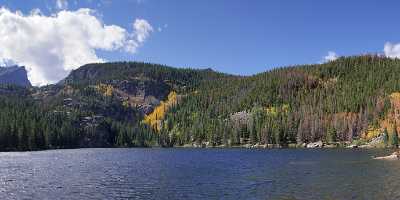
<box><xmin>0</xmin><ymin>66</ymin><xmax>31</xmax><ymax>87</ymax></box>
<box><xmin>60</xmin><ymin>63</ymin><xmax>174</xmax><ymax>116</ymax></box>
<box><xmin>230</xmin><ymin>111</ymin><xmax>252</xmax><ymax>125</ymax></box>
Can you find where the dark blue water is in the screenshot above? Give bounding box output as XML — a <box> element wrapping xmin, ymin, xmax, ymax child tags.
<box><xmin>0</xmin><ymin>148</ymin><xmax>398</xmax><ymax>200</ymax></box>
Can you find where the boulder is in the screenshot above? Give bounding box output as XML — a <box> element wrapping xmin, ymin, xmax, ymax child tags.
<box><xmin>306</xmin><ymin>141</ymin><xmax>323</xmax><ymax>148</ymax></box>
<box><xmin>243</xmin><ymin>144</ymin><xmax>252</xmax><ymax>148</ymax></box>
<box><xmin>325</xmin><ymin>144</ymin><xmax>338</xmax><ymax>148</ymax></box>
<box><xmin>373</xmin><ymin>152</ymin><xmax>400</xmax><ymax>160</ymax></box>
<box><xmin>358</xmin><ymin>144</ymin><xmax>370</xmax><ymax>148</ymax></box>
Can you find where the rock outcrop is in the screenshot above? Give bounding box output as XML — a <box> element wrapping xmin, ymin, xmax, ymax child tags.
<box><xmin>373</xmin><ymin>152</ymin><xmax>400</xmax><ymax>160</ymax></box>
<box><xmin>0</xmin><ymin>66</ymin><xmax>31</xmax><ymax>87</ymax></box>
<box><xmin>306</xmin><ymin>141</ymin><xmax>323</xmax><ymax>148</ymax></box>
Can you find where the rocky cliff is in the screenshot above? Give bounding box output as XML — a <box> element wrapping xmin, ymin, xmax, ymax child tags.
<box><xmin>0</xmin><ymin>66</ymin><xmax>31</xmax><ymax>87</ymax></box>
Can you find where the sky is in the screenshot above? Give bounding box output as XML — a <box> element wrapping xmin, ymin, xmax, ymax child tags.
<box><xmin>1</xmin><ymin>0</ymin><xmax>400</xmax><ymax>85</ymax></box>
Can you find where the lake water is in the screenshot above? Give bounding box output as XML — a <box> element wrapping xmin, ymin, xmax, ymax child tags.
<box><xmin>0</xmin><ymin>148</ymin><xmax>398</xmax><ymax>200</ymax></box>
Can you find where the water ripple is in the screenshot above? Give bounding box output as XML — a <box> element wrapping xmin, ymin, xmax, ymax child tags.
<box><xmin>0</xmin><ymin>148</ymin><xmax>398</xmax><ymax>199</ymax></box>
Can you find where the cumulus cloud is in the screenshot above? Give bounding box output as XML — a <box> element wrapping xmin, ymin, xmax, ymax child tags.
<box><xmin>133</xmin><ymin>19</ymin><xmax>153</xmax><ymax>43</ymax></box>
<box><xmin>323</xmin><ymin>51</ymin><xmax>338</xmax><ymax>62</ymax></box>
<box><xmin>56</xmin><ymin>0</ymin><xmax>69</xmax><ymax>10</ymax></box>
<box><xmin>0</xmin><ymin>58</ymin><xmax>17</xmax><ymax>67</ymax></box>
<box><xmin>123</xmin><ymin>19</ymin><xmax>154</xmax><ymax>53</ymax></box>
<box><xmin>0</xmin><ymin>7</ymin><xmax>153</xmax><ymax>85</ymax></box>
<box><xmin>30</xmin><ymin>8</ymin><xmax>42</xmax><ymax>15</ymax></box>
<box><xmin>384</xmin><ymin>42</ymin><xmax>400</xmax><ymax>58</ymax></box>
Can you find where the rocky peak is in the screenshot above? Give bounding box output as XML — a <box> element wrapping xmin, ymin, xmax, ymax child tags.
<box><xmin>0</xmin><ymin>65</ymin><xmax>31</xmax><ymax>87</ymax></box>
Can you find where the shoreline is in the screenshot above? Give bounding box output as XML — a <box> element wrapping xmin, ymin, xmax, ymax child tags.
<box><xmin>373</xmin><ymin>151</ymin><xmax>400</xmax><ymax>160</ymax></box>
<box><xmin>0</xmin><ymin>144</ymin><xmax>397</xmax><ymax>153</ymax></box>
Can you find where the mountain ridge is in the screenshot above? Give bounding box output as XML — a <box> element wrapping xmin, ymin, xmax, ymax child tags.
<box><xmin>0</xmin><ymin>55</ymin><xmax>399</xmax><ymax>150</ymax></box>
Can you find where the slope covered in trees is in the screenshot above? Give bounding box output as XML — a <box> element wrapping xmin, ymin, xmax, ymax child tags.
<box><xmin>0</xmin><ymin>62</ymin><xmax>227</xmax><ymax>150</ymax></box>
<box><xmin>162</xmin><ymin>55</ymin><xmax>400</xmax><ymax>147</ymax></box>
<box><xmin>0</xmin><ymin>56</ymin><xmax>399</xmax><ymax>150</ymax></box>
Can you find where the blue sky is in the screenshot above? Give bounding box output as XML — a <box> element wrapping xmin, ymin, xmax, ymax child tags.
<box><xmin>1</xmin><ymin>0</ymin><xmax>400</xmax><ymax>84</ymax></box>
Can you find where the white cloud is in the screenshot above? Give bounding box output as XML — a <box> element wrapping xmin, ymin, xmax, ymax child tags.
<box><xmin>0</xmin><ymin>7</ymin><xmax>153</xmax><ymax>85</ymax></box>
<box><xmin>384</xmin><ymin>42</ymin><xmax>400</xmax><ymax>58</ymax></box>
<box><xmin>30</xmin><ymin>8</ymin><xmax>42</xmax><ymax>15</ymax></box>
<box><xmin>0</xmin><ymin>58</ymin><xmax>17</xmax><ymax>67</ymax></box>
<box><xmin>323</xmin><ymin>51</ymin><xmax>338</xmax><ymax>62</ymax></box>
<box><xmin>133</xmin><ymin>19</ymin><xmax>153</xmax><ymax>43</ymax></box>
<box><xmin>123</xmin><ymin>19</ymin><xmax>154</xmax><ymax>54</ymax></box>
<box><xmin>157</xmin><ymin>24</ymin><xmax>168</xmax><ymax>32</ymax></box>
<box><xmin>56</xmin><ymin>0</ymin><xmax>69</xmax><ymax>10</ymax></box>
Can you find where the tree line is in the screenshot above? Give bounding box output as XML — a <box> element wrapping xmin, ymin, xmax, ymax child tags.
<box><xmin>1</xmin><ymin>56</ymin><xmax>400</xmax><ymax>150</ymax></box>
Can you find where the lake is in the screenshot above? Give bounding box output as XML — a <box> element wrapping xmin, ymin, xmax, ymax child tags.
<box><xmin>0</xmin><ymin>148</ymin><xmax>398</xmax><ymax>200</ymax></box>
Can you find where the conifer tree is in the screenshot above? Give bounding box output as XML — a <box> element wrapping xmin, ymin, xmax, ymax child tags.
<box><xmin>391</xmin><ymin>125</ymin><xmax>399</xmax><ymax>148</ymax></box>
<box><xmin>383</xmin><ymin>128</ymin><xmax>389</xmax><ymax>147</ymax></box>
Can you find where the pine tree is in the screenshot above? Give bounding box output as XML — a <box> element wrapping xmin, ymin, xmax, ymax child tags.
<box><xmin>326</xmin><ymin>126</ymin><xmax>337</xmax><ymax>144</ymax></box>
<box><xmin>383</xmin><ymin>128</ymin><xmax>389</xmax><ymax>147</ymax></box>
<box><xmin>391</xmin><ymin>125</ymin><xmax>399</xmax><ymax>148</ymax></box>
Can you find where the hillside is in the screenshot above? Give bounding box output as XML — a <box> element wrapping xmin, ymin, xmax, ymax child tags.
<box><xmin>0</xmin><ymin>56</ymin><xmax>400</xmax><ymax>150</ymax></box>
<box><xmin>167</xmin><ymin>55</ymin><xmax>400</xmax><ymax>147</ymax></box>
<box><xmin>0</xmin><ymin>62</ymin><xmax>226</xmax><ymax>150</ymax></box>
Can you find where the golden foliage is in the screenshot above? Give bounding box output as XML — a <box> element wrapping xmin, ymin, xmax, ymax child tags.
<box><xmin>390</xmin><ymin>92</ymin><xmax>400</xmax><ymax>99</ymax></box>
<box><xmin>361</xmin><ymin>92</ymin><xmax>400</xmax><ymax>141</ymax></box>
<box><xmin>95</xmin><ymin>84</ymin><xmax>113</xmax><ymax>96</ymax></box>
<box><xmin>364</xmin><ymin>127</ymin><xmax>380</xmax><ymax>141</ymax></box>
<box><xmin>144</xmin><ymin>91</ymin><xmax>178</xmax><ymax>131</ymax></box>
<box><xmin>265</xmin><ymin>104</ymin><xmax>289</xmax><ymax>116</ymax></box>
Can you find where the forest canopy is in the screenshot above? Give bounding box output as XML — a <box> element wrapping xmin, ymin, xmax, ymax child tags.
<box><xmin>0</xmin><ymin>55</ymin><xmax>399</xmax><ymax>150</ymax></box>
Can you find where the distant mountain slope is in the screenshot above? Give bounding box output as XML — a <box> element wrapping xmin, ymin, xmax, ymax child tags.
<box><xmin>59</xmin><ymin>62</ymin><xmax>227</xmax><ymax>114</ymax></box>
<box><xmin>62</xmin><ymin>62</ymin><xmax>227</xmax><ymax>89</ymax></box>
<box><xmin>0</xmin><ymin>66</ymin><xmax>31</xmax><ymax>87</ymax></box>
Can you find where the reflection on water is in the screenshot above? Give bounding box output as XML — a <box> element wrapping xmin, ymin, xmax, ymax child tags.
<box><xmin>0</xmin><ymin>148</ymin><xmax>398</xmax><ymax>200</ymax></box>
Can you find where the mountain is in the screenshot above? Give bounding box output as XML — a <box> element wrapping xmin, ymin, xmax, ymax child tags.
<box><xmin>0</xmin><ymin>55</ymin><xmax>399</xmax><ymax>151</ymax></box>
<box><xmin>0</xmin><ymin>66</ymin><xmax>31</xmax><ymax>87</ymax></box>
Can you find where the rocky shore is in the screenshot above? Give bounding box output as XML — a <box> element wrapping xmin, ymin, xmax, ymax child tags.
<box><xmin>180</xmin><ymin>140</ymin><xmax>354</xmax><ymax>149</ymax></box>
<box><xmin>373</xmin><ymin>151</ymin><xmax>400</xmax><ymax>160</ymax></box>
